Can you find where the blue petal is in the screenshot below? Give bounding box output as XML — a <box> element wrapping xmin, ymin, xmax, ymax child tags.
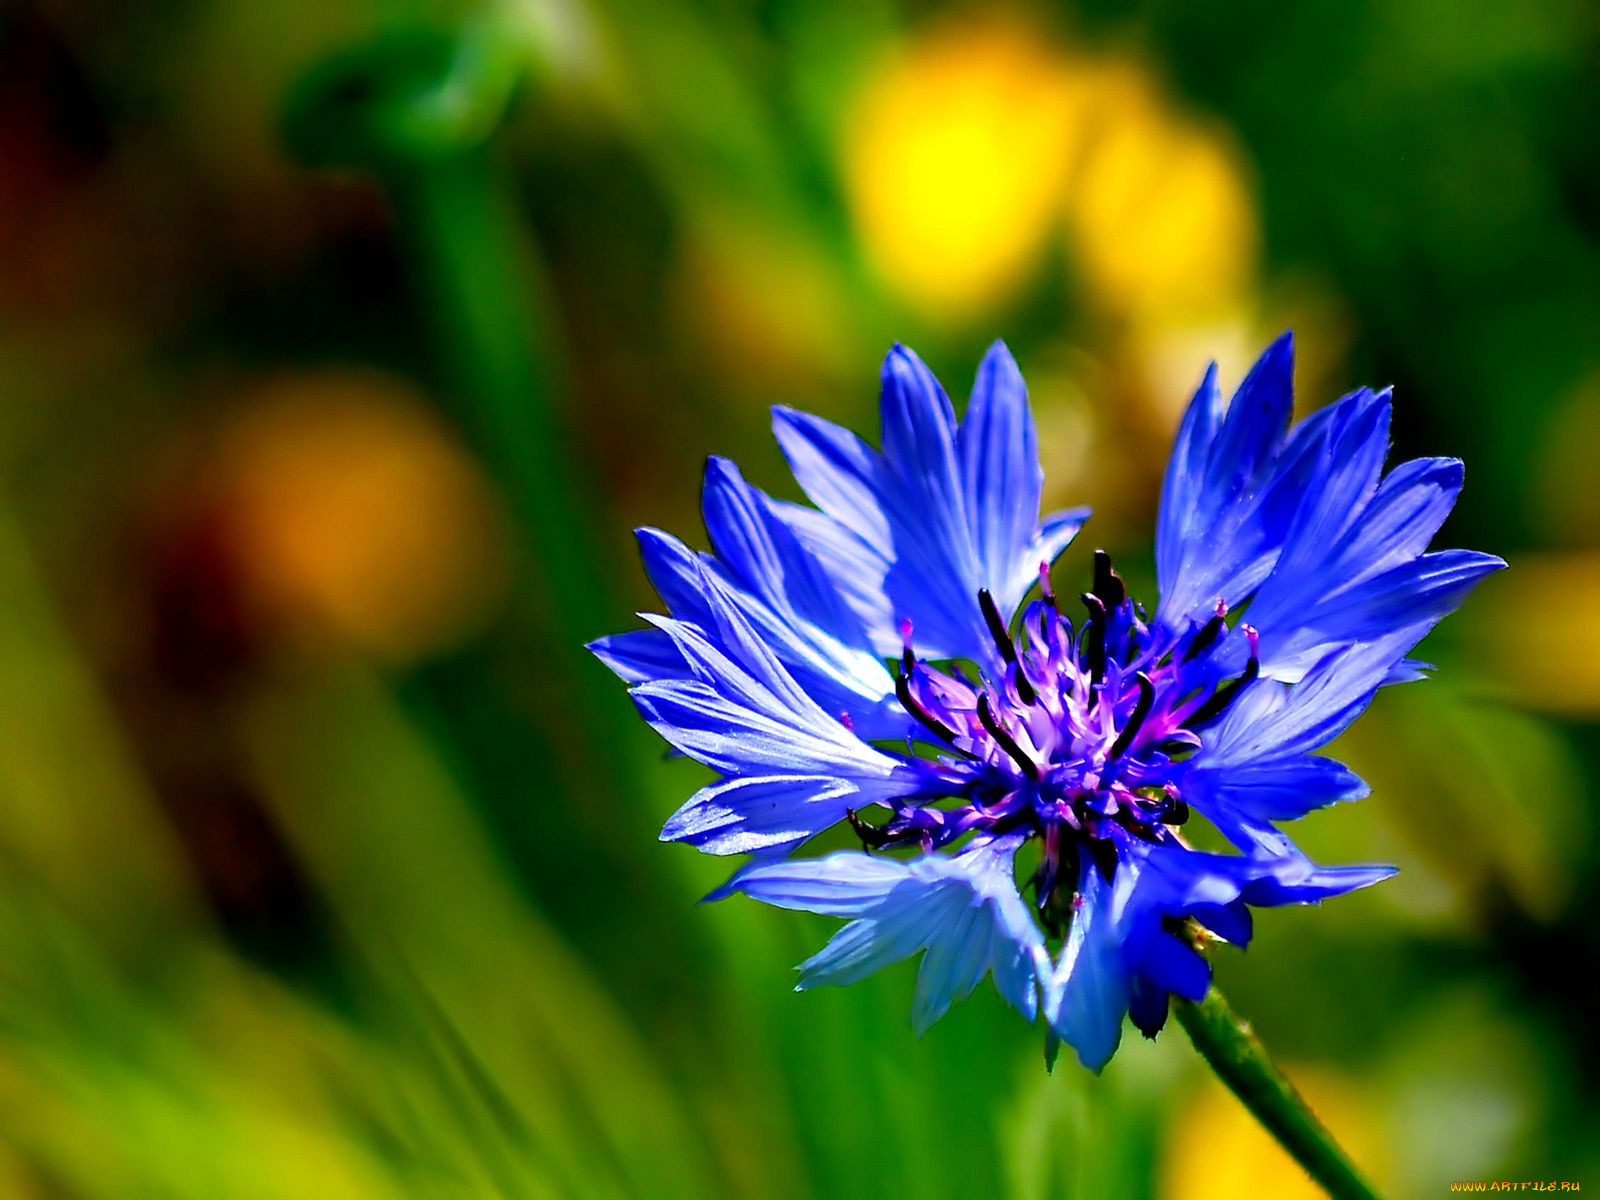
<box><xmin>797</xmin><ymin>882</ymin><xmax>965</xmax><ymax>992</ymax></box>
<box><xmin>1139</xmin><ymin>838</ymin><xmax>1396</xmax><ymax>911</ymax></box>
<box><xmin>629</xmin><ymin>578</ymin><xmax>906</xmax><ymax>819</ymax></box>
<box><xmin>771</xmin><ymin>344</ymin><xmax>1087</xmax><ymax>662</ymax></box>
<box><xmin>769</xmin><ymin>406</ymin><xmax>893</xmax><ymax>556</ymax></box>
<box><xmin>631</xmin><ymin>679</ymin><xmax>882</xmax><ymax>777</ymax></box>
<box><xmin>1332</xmin><ymin>456</ymin><xmax>1466</xmax><ymax>578</ymax></box>
<box><xmin>1182</xmin><ymin>631</ymin><xmax>1418</xmax><ymax>850</ymax></box>
<box><xmin>1128</xmin><ymin>975</ymin><xmax>1171</xmax><ymax>1038</ymax></box>
<box><xmin>637</xmin><ymin>526</ymin><xmax>714</xmax><ymax>620</ymax></box>
<box><xmin>701</xmin><ymin>456</ymin><xmax>869</xmax><ymax>649</ymax></box>
<box><xmin>1154</xmin><ymin>361</ymin><xmax>1223</xmax><ymax>595</ymax></box>
<box><xmin>1261</xmin><ymin>549</ymin><xmax>1503</xmax><ymax>681</ymax></box>
<box><xmin>586</xmin><ymin>628</ymin><xmax>684</xmax><ymax>684</ymax></box>
<box><xmin>1129</xmin><ymin>928</ymin><xmax>1210</xmax><ymax>1003</ymax></box>
<box><xmin>1235</xmin><ymin>858</ymin><xmax>1396</xmax><ymax>907</ymax></box>
<box><xmin>1166</xmin><ymin>364</ymin><xmax>1505</xmax><ymax>684</ymax></box>
<box><xmin>1266</xmin><ymin>387</ymin><xmax>1394</xmax><ymax>587</ymax></box>
<box><xmin>659</xmin><ymin>567</ymin><xmax>819</xmax><ymax>715</ymax></box>
<box><xmin>633</xmin><ymin>526</ymin><xmax>910</xmax><ymax>739</ymax></box>
<box><xmin>1203</xmin><ymin>332</ymin><xmax>1297</xmax><ymax>511</ymax></box>
<box><xmin>912</xmin><ymin>900</ymin><xmax>994</xmax><ymax>1033</ymax></box>
<box><xmin>768</xmin><ymin>499</ymin><xmax>895</xmax><ymax>650</ymax></box>
<box><xmin>724</xmin><ymin>851</ymin><xmax>910</xmax><ymax>914</ymax></box>
<box><xmin>1243</xmin><ymin>401</ymin><xmax>1504</xmax><ymax>681</ymax></box>
<box><xmin>660</xmin><ymin>774</ymin><xmax>899</xmax><ymax>855</ymax></box>
<box><xmin>1199</xmin><ymin>625</ymin><xmax>1431</xmax><ymax>768</ymax></box>
<box><xmin>1155</xmin><ymin>334</ymin><xmax>1305</xmax><ymax>629</ymax></box>
<box><xmin>959</xmin><ymin>341</ymin><xmax>1045</xmax><ymax>607</ymax></box>
<box><xmin>733</xmin><ymin>836</ymin><xmax>1048</xmax><ymax>1029</ymax></box>
<box><xmin>1041</xmin><ymin>862</ymin><xmax>1134</xmax><ymax>1072</ymax></box>
<box><xmin>700</xmin><ymin>844</ymin><xmax>811</xmax><ymax>903</ymax></box>
<box><xmin>1384</xmin><ymin>657</ymin><xmax>1433</xmax><ymax>684</ymax></box>
<box><xmin>878</xmin><ymin>344</ymin><xmax>969</xmax><ymax>542</ymax></box>
<box><xmin>1029</xmin><ymin>506</ymin><xmax>1092</xmax><ymax>571</ymax></box>
<box><xmin>773</xmin><ymin>404</ymin><xmax>980</xmax><ymax>657</ymax></box>
<box><xmin>1040</xmin><ymin>835</ymin><xmax>1394</xmax><ymax>1068</ymax></box>
<box><xmin>1190</xmin><ymin>899</ymin><xmax>1253</xmax><ymax>946</ymax></box>
<box><xmin>1180</xmin><ymin>754</ymin><xmax>1368</xmax><ymax>839</ymax></box>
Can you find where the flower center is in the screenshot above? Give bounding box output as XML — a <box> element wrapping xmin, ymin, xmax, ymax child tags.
<box><xmin>850</xmin><ymin>552</ymin><xmax>1260</xmax><ymax>930</ymax></box>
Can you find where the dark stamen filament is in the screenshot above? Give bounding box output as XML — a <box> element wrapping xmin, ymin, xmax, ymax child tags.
<box><xmin>846</xmin><ymin>807</ymin><xmax>895</xmax><ymax>849</ymax></box>
<box><xmin>1079</xmin><ymin>592</ymin><xmax>1107</xmax><ymax>686</ymax></box>
<box><xmin>1013</xmin><ymin>661</ymin><xmax>1038</xmax><ymax>706</ymax></box>
<box><xmin>1092</xmin><ymin>549</ymin><xmax>1127</xmax><ymax>608</ymax></box>
<box><xmin>976</xmin><ymin>693</ymin><xmax>1040</xmax><ymax>780</ymax></box>
<box><xmin>894</xmin><ymin>667</ymin><xmax>961</xmax><ymax>745</ymax></box>
<box><xmin>1107</xmin><ymin>672</ymin><xmax>1155</xmax><ymax>759</ymax></box>
<box><xmin>1187</xmin><ymin>653</ymin><xmax>1260</xmax><ymax>728</ymax></box>
<box><xmin>1181</xmin><ymin>609</ymin><xmax>1226</xmax><ymax>663</ymax></box>
<box><xmin>978</xmin><ymin>588</ymin><xmax>1018</xmax><ymax>663</ymax></box>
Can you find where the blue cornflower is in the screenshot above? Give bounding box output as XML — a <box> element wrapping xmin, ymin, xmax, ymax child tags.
<box><xmin>592</xmin><ymin>335</ymin><xmax>1503</xmax><ymax>1070</ymax></box>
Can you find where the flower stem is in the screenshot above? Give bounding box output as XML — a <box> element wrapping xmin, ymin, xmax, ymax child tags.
<box><xmin>1173</xmin><ymin>985</ymin><xmax>1383</xmax><ymax>1200</ymax></box>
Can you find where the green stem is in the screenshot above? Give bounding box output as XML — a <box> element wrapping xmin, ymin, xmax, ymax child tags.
<box><xmin>1174</xmin><ymin>985</ymin><xmax>1383</xmax><ymax>1200</ymax></box>
<box><xmin>284</xmin><ymin>20</ymin><xmax>606</xmax><ymax>651</ymax></box>
<box><xmin>396</xmin><ymin>147</ymin><xmax>606</xmax><ymax>644</ymax></box>
<box><xmin>282</xmin><ymin>21</ymin><xmax>656</xmax><ymax>842</ymax></box>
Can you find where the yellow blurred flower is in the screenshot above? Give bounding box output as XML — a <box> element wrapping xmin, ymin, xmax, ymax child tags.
<box><xmin>1161</xmin><ymin>1066</ymin><xmax>1388</xmax><ymax>1200</ymax></box>
<box><xmin>1469</xmin><ymin>552</ymin><xmax>1600</xmax><ymax>717</ymax></box>
<box><xmin>1064</xmin><ymin>61</ymin><xmax>1259</xmax><ymax>324</ymax></box>
<box><xmin>841</xmin><ymin>23</ymin><xmax>1088</xmax><ymax>319</ymax></box>
<box><xmin>840</xmin><ymin>22</ymin><xmax>1260</xmax><ymax>329</ymax></box>
<box><xmin>1533</xmin><ymin>371</ymin><xmax>1600</xmax><ymax>545</ymax></box>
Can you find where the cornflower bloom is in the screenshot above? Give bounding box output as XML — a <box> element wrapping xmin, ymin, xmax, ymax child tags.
<box><xmin>592</xmin><ymin>335</ymin><xmax>1502</xmax><ymax>1070</ymax></box>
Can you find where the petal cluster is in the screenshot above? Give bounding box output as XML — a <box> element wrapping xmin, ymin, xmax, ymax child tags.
<box><xmin>593</xmin><ymin>336</ymin><xmax>1503</xmax><ymax>1070</ymax></box>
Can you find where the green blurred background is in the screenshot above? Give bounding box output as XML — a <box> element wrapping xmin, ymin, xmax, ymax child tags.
<box><xmin>0</xmin><ymin>0</ymin><xmax>1596</xmax><ymax>1195</ymax></box>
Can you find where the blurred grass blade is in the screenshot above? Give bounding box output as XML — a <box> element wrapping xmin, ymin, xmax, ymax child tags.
<box><xmin>241</xmin><ymin>664</ymin><xmax>720</xmax><ymax>1198</ymax></box>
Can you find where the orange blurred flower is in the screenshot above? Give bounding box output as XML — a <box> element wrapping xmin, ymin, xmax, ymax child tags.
<box><xmin>214</xmin><ymin>371</ymin><xmax>509</xmax><ymax>663</ymax></box>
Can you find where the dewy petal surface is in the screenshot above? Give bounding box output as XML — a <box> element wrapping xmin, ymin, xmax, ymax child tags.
<box><xmin>595</xmin><ymin>336</ymin><xmax>1503</xmax><ymax>1067</ymax></box>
